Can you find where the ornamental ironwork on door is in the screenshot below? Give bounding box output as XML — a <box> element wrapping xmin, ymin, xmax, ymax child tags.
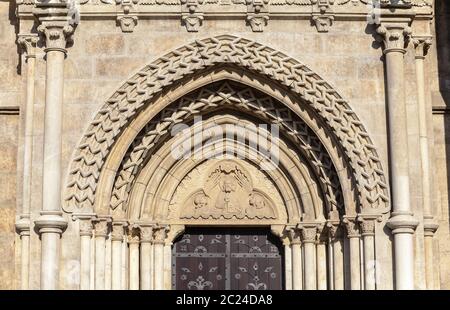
<box><xmin>172</xmin><ymin>227</ymin><xmax>284</xmax><ymax>290</ymax></box>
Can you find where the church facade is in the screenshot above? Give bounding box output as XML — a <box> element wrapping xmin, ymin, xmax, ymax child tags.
<box><xmin>0</xmin><ymin>0</ymin><xmax>449</xmax><ymax>290</ymax></box>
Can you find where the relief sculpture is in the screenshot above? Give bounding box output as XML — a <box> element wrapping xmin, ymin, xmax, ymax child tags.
<box><xmin>180</xmin><ymin>160</ymin><xmax>277</xmax><ymax>220</ymax></box>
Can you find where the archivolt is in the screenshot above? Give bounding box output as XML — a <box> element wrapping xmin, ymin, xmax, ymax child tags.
<box><xmin>111</xmin><ymin>81</ymin><xmax>344</xmax><ymax>215</ymax></box>
<box><xmin>64</xmin><ymin>35</ymin><xmax>388</xmax><ymax>213</ymax></box>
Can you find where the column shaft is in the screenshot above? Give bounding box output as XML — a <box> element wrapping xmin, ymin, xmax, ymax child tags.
<box><xmin>78</xmin><ymin>216</ymin><xmax>93</xmax><ymax>290</ymax></box>
<box><xmin>80</xmin><ymin>234</ymin><xmax>91</xmax><ymax>290</ymax></box>
<box><xmin>95</xmin><ymin>235</ymin><xmax>106</xmax><ymax>290</ymax></box>
<box><xmin>111</xmin><ymin>222</ymin><xmax>125</xmax><ymax>290</ymax></box>
<box><xmin>349</xmin><ymin>237</ymin><xmax>361</xmax><ymax>290</ymax></box>
<box><xmin>303</xmin><ymin>242</ymin><xmax>316</xmax><ymax>290</ymax></box>
<box><xmin>111</xmin><ymin>239</ymin><xmax>122</xmax><ymax>289</ymax></box>
<box><xmin>316</xmin><ymin>242</ymin><xmax>327</xmax><ymax>290</ymax></box>
<box><xmin>129</xmin><ymin>242</ymin><xmax>140</xmax><ymax>290</ymax></box>
<box><xmin>284</xmin><ymin>243</ymin><xmax>292</xmax><ymax>290</ymax></box>
<box><xmin>164</xmin><ymin>244</ymin><xmax>172</xmax><ymax>289</ymax></box>
<box><xmin>94</xmin><ymin>219</ymin><xmax>108</xmax><ymax>290</ymax></box>
<box><xmin>16</xmin><ymin>33</ymin><xmax>38</xmax><ymax>290</ymax></box>
<box><xmin>20</xmin><ymin>233</ymin><xmax>30</xmax><ymax>290</ymax></box>
<box><xmin>139</xmin><ymin>224</ymin><xmax>153</xmax><ymax>290</ymax></box>
<box><xmin>153</xmin><ymin>242</ymin><xmax>164</xmax><ymax>289</ymax></box>
<box><xmin>33</xmin><ymin>10</ymin><xmax>74</xmax><ymax>289</ymax></box>
<box><xmin>140</xmin><ymin>242</ymin><xmax>152</xmax><ymax>290</ymax></box>
<box><xmin>291</xmin><ymin>242</ymin><xmax>302</xmax><ymax>290</ymax></box>
<box><xmin>362</xmin><ymin>234</ymin><xmax>375</xmax><ymax>290</ymax></box>
<box><xmin>413</xmin><ymin>36</ymin><xmax>438</xmax><ymax>290</ymax></box>
<box><xmin>344</xmin><ymin>218</ymin><xmax>361</xmax><ymax>290</ymax></box>
<box><xmin>378</xmin><ymin>23</ymin><xmax>419</xmax><ymax>290</ymax></box>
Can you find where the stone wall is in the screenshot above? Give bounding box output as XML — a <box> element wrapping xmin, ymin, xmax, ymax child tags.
<box><xmin>23</xmin><ymin>6</ymin><xmax>427</xmax><ymax>290</ymax></box>
<box><xmin>433</xmin><ymin>0</ymin><xmax>450</xmax><ymax>290</ymax></box>
<box><xmin>0</xmin><ymin>0</ymin><xmax>21</xmax><ymax>290</ymax></box>
<box><xmin>0</xmin><ymin>1</ymin><xmax>444</xmax><ymax>290</ymax></box>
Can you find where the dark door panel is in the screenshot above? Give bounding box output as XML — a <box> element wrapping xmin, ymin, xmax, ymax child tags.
<box><xmin>172</xmin><ymin>227</ymin><xmax>283</xmax><ymax>290</ymax></box>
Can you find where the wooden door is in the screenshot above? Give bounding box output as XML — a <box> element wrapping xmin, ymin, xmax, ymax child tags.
<box><xmin>172</xmin><ymin>227</ymin><xmax>283</xmax><ymax>290</ymax></box>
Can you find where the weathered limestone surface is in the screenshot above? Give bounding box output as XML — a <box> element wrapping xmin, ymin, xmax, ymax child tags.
<box><xmin>0</xmin><ymin>0</ymin><xmax>448</xmax><ymax>290</ymax></box>
<box><xmin>0</xmin><ymin>1</ymin><xmax>21</xmax><ymax>290</ymax></box>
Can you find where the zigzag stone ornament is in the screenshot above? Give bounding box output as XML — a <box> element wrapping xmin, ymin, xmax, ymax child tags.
<box><xmin>110</xmin><ymin>81</ymin><xmax>344</xmax><ymax>215</ymax></box>
<box><xmin>64</xmin><ymin>35</ymin><xmax>389</xmax><ymax>215</ymax></box>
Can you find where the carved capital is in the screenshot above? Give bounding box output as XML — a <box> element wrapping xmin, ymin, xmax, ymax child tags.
<box><xmin>286</xmin><ymin>226</ymin><xmax>301</xmax><ymax>245</ymax></box>
<box><xmin>111</xmin><ymin>221</ymin><xmax>127</xmax><ymax>241</ymax></box>
<box><xmin>79</xmin><ymin>218</ymin><xmax>94</xmax><ymax>237</ymax></box>
<box><xmin>326</xmin><ymin>220</ymin><xmax>342</xmax><ymax>240</ymax></box>
<box><xmin>300</xmin><ymin>225</ymin><xmax>317</xmax><ymax>243</ymax></box>
<box><xmin>358</xmin><ymin>216</ymin><xmax>376</xmax><ymax>236</ymax></box>
<box><xmin>413</xmin><ymin>36</ymin><xmax>432</xmax><ymax>60</ymax></box>
<box><xmin>127</xmin><ymin>224</ymin><xmax>141</xmax><ymax>244</ymax></box>
<box><xmin>17</xmin><ymin>34</ymin><xmax>39</xmax><ymax>60</ymax></box>
<box><xmin>34</xmin><ymin>4</ymin><xmax>75</xmax><ymax>53</ymax></box>
<box><xmin>93</xmin><ymin>218</ymin><xmax>109</xmax><ymax>237</ymax></box>
<box><xmin>342</xmin><ymin>216</ymin><xmax>360</xmax><ymax>238</ymax></box>
<box><xmin>316</xmin><ymin>223</ymin><xmax>328</xmax><ymax>243</ymax></box>
<box><xmin>139</xmin><ymin>224</ymin><xmax>154</xmax><ymax>243</ymax></box>
<box><xmin>153</xmin><ymin>224</ymin><xmax>170</xmax><ymax>245</ymax></box>
<box><xmin>376</xmin><ymin>23</ymin><xmax>412</xmax><ymax>54</ymax></box>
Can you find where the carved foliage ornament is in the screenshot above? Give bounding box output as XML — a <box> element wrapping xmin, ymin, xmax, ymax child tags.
<box><xmin>181</xmin><ymin>160</ymin><xmax>277</xmax><ymax>220</ymax></box>
<box><xmin>17</xmin><ymin>34</ymin><xmax>38</xmax><ymax>59</ymax></box>
<box><xmin>65</xmin><ymin>35</ymin><xmax>388</xmax><ymax>215</ymax></box>
<box><xmin>37</xmin><ymin>22</ymin><xmax>74</xmax><ymax>51</ymax></box>
<box><xmin>376</xmin><ymin>24</ymin><xmax>412</xmax><ymax>53</ymax></box>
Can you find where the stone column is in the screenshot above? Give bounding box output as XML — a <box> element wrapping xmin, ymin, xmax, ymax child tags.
<box><xmin>16</xmin><ymin>33</ymin><xmax>38</xmax><ymax>290</ymax></box>
<box><xmin>343</xmin><ymin>217</ymin><xmax>361</xmax><ymax>290</ymax></box>
<box><xmin>153</xmin><ymin>225</ymin><xmax>168</xmax><ymax>290</ymax></box>
<box><xmin>139</xmin><ymin>224</ymin><xmax>153</xmax><ymax>290</ymax></box>
<box><xmin>301</xmin><ymin>225</ymin><xmax>317</xmax><ymax>290</ymax></box>
<box><xmin>328</xmin><ymin>221</ymin><xmax>344</xmax><ymax>290</ymax></box>
<box><xmin>316</xmin><ymin>225</ymin><xmax>327</xmax><ymax>290</ymax></box>
<box><xmin>93</xmin><ymin>217</ymin><xmax>109</xmax><ymax>290</ymax></box>
<box><xmin>77</xmin><ymin>216</ymin><xmax>93</xmax><ymax>290</ymax></box>
<box><xmin>413</xmin><ymin>36</ymin><xmax>439</xmax><ymax>289</ymax></box>
<box><xmin>128</xmin><ymin>225</ymin><xmax>140</xmax><ymax>290</ymax></box>
<box><xmin>111</xmin><ymin>221</ymin><xmax>126</xmax><ymax>290</ymax></box>
<box><xmin>164</xmin><ymin>242</ymin><xmax>172</xmax><ymax>290</ymax></box>
<box><xmin>359</xmin><ymin>216</ymin><xmax>376</xmax><ymax>290</ymax></box>
<box><xmin>288</xmin><ymin>227</ymin><xmax>302</xmax><ymax>290</ymax></box>
<box><xmin>377</xmin><ymin>21</ymin><xmax>419</xmax><ymax>290</ymax></box>
<box><xmin>283</xmin><ymin>238</ymin><xmax>292</xmax><ymax>290</ymax></box>
<box><xmin>33</xmin><ymin>4</ymin><xmax>74</xmax><ymax>290</ymax></box>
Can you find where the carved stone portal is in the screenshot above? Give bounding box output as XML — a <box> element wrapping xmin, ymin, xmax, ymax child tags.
<box><xmin>171</xmin><ymin>160</ymin><xmax>281</xmax><ymax>221</ymax></box>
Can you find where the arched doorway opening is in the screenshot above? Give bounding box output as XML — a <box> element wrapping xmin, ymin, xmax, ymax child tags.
<box><xmin>63</xmin><ymin>35</ymin><xmax>389</xmax><ymax>290</ymax></box>
<box><xmin>172</xmin><ymin>227</ymin><xmax>284</xmax><ymax>290</ymax></box>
